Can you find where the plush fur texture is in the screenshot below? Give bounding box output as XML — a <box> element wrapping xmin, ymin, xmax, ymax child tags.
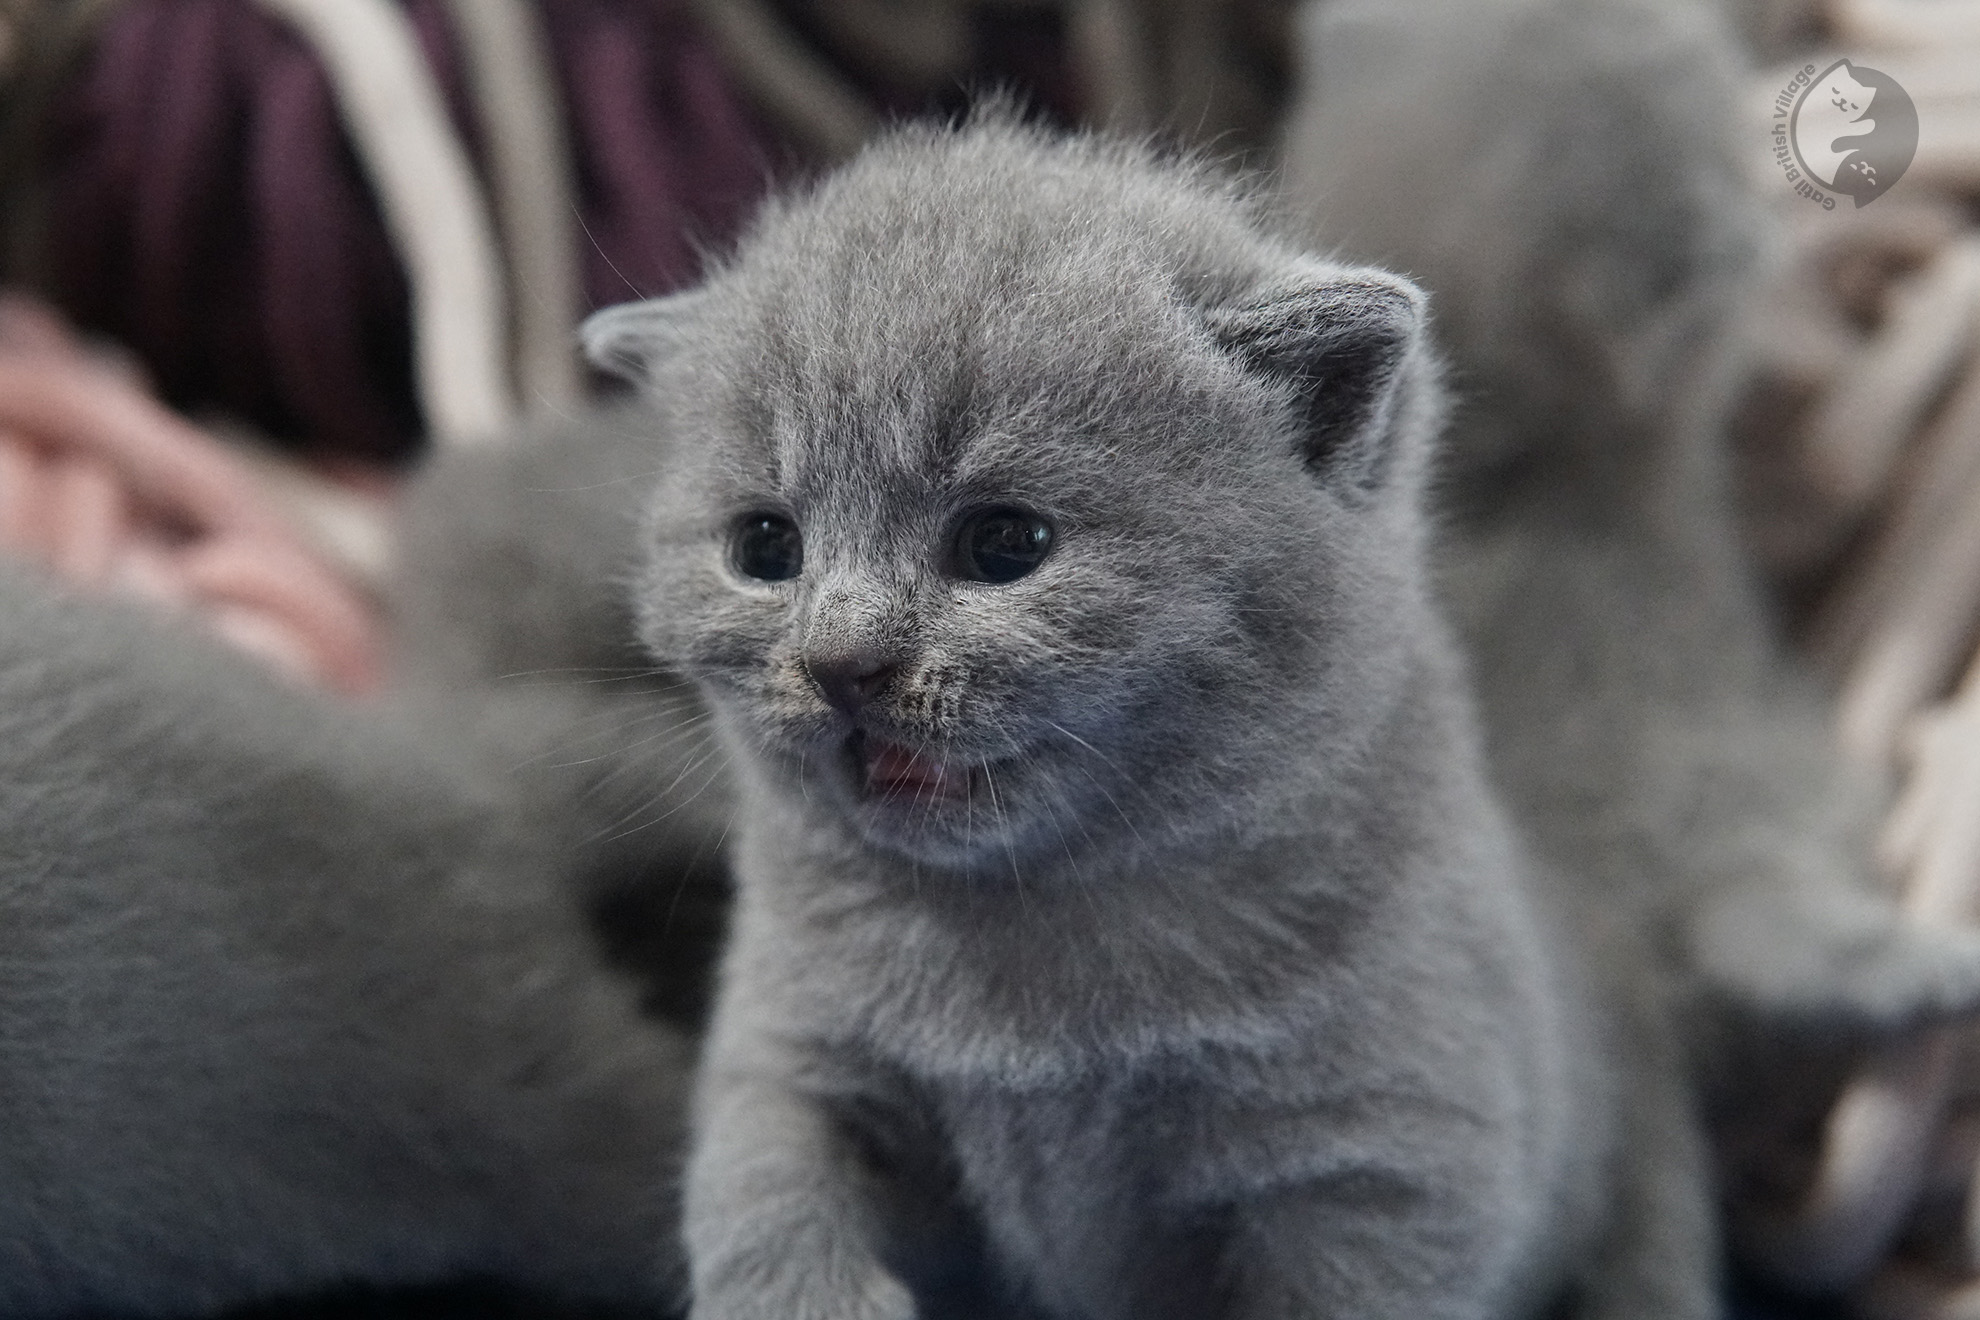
<box><xmin>1282</xmin><ymin>0</ymin><xmax>1980</xmax><ymax>1260</ymax></box>
<box><xmin>1287</xmin><ymin>0</ymin><xmax>1937</xmax><ymax>1029</ymax></box>
<box><xmin>587</xmin><ymin>118</ymin><xmax>1703</xmax><ymax>1320</ymax></box>
<box><xmin>390</xmin><ymin>403</ymin><xmax>734</xmax><ymax>1029</ymax></box>
<box><xmin>0</xmin><ymin>560</ymin><xmax>690</xmax><ymax>1316</ymax></box>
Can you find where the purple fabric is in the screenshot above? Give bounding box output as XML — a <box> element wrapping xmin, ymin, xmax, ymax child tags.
<box><xmin>761</xmin><ymin>0</ymin><xmax>1080</xmax><ymax>127</ymax></box>
<box><xmin>552</xmin><ymin>0</ymin><xmax>772</xmax><ymax>310</ymax></box>
<box><xmin>252</xmin><ymin>9</ymin><xmax>419</xmax><ymax>462</ymax></box>
<box><xmin>37</xmin><ymin>0</ymin><xmax>777</xmax><ymax>463</ymax></box>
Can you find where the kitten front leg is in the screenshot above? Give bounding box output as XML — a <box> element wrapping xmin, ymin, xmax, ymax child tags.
<box><xmin>685</xmin><ymin>1011</ymin><xmax>917</xmax><ymax>1320</ymax></box>
<box><xmin>1688</xmin><ymin>874</ymin><xmax>1980</xmax><ymax>1034</ymax></box>
<box><xmin>1214</xmin><ymin>1171</ymin><xmax>1524</xmax><ymax>1320</ymax></box>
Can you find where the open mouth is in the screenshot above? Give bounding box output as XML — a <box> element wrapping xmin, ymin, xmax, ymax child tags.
<box><xmin>849</xmin><ymin>732</ymin><xmax>972</xmax><ymax>803</ymax></box>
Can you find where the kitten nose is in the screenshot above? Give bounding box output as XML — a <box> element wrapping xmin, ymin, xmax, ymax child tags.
<box><xmin>805</xmin><ymin>651</ymin><xmax>897</xmax><ymax>715</ymax></box>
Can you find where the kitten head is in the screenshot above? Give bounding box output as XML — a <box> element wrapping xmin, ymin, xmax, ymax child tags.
<box><xmin>589</xmin><ymin>120</ymin><xmax>1445</xmax><ymax>875</ymax></box>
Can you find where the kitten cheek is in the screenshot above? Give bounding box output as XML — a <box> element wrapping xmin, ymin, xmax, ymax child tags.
<box><xmin>644</xmin><ymin>590</ymin><xmax>785</xmax><ymax>665</ymax></box>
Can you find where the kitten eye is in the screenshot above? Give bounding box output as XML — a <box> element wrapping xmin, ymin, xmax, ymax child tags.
<box><xmin>730</xmin><ymin>513</ymin><xmax>803</xmax><ymax>581</ymax></box>
<box><xmin>954</xmin><ymin>506</ymin><xmax>1052</xmax><ymax>584</ymax></box>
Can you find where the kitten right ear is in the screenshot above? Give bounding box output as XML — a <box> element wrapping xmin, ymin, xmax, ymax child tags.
<box><xmin>1207</xmin><ymin>265</ymin><xmax>1429</xmax><ymax>498</ymax></box>
<box><xmin>581</xmin><ymin>291</ymin><xmax>707</xmax><ymax>386</ymax></box>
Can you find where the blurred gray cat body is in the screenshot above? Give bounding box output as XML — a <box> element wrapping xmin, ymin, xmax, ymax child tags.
<box><xmin>1282</xmin><ymin>0</ymin><xmax>1980</xmax><ymax>1275</ymax></box>
<box><xmin>0</xmin><ymin>561</ymin><xmax>690</xmax><ymax>1315</ymax></box>
<box><xmin>590</xmin><ymin>121</ymin><xmax>1691</xmax><ymax>1320</ymax></box>
<box><xmin>391</xmin><ymin>403</ymin><xmax>735</xmax><ymax>1027</ymax></box>
<box><xmin>1283</xmin><ymin>0</ymin><xmax>1980</xmax><ymax>1062</ymax></box>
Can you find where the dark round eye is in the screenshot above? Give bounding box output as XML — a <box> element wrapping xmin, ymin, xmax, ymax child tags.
<box><xmin>730</xmin><ymin>513</ymin><xmax>803</xmax><ymax>581</ymax></box>
<box><xmin>955</xmin><ymin>506</ymin><xmax>1052</xmax><ymax>584</ymax></box>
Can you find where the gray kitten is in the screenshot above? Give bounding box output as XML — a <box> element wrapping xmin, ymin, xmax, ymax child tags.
<box><xmin>586</xmin><ymin>120</ymin><xmax>1703</xmax><ymax>1320</ymax></box>
<box><xmin>1282</xmin><ymin>0</ymin><xmax>1980</xmax><ymax>1055</ymax></box>
<box><xmin>1281</xmin><ymin>0</ymin><xmax>1980</xmax><ymax>1265</ymax></box>
<box><xmin>0</xmin><ymin>560</ymin><xmax>689</xmax><ymax>1315</ymax></box>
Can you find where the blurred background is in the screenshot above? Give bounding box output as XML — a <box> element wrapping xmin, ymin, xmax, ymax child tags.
<box><xmin>0</xmin><ymin>0</ymin><xmax>1295</xmax><ymax>469</ymax></box>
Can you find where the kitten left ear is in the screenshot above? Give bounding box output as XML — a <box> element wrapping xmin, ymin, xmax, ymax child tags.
<box><xmin>581</xmin><ymin>290</ymin><xmax>707</xmax><ymax>386</ymax></box>
<box><xmin>1207</xmin><ymin>265</ymin><xmax>1429</xmax><ymax>497</ymax></box>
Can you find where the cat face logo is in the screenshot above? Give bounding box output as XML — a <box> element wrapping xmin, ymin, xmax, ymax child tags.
<box><xmin>1784</xmin><ymin>59</ymin><xmax>1917</xmax><ymax>208</ymax></box>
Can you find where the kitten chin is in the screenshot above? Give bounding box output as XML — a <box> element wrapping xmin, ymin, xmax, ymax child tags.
<box><xmin>836</xmin><ymin>733</ymin><xmax>981</xmax><ymax>838</ymax></box>
<box><xmin>752</xmin><ymin>720</ymin><xmax>1064</xmax><ymax>872</ymax></box>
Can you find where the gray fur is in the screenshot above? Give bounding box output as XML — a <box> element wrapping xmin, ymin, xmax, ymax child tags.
<box><xmin>1281</xmin><ymin>0</ymin><xmax>1980</xmax><ymax>1274</ymax></box>
<box><xmin>0</xmin><ymin>560</ymin><xmax>690</xmax><ymax>1314</ymax></box>
<box><xmin>390</xmin><ymin>403</ymin><xmax>734</xmax><ymax>1026</ymax></box>
<box><xmin>592</xmin><ymin>119</ymin><xmax>1691</xmax><ymax>1320</ymax></box>
<box><xmin>1283</xmin><ymin>0</ymin><xmax>1980</xmax><ymax>1050</ymax></box>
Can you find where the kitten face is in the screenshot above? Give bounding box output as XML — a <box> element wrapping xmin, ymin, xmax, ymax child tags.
<box><xmin>601</xmin><ymin>126</ymin><xmax>1438</xmax><ymax>875</ymax></box>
